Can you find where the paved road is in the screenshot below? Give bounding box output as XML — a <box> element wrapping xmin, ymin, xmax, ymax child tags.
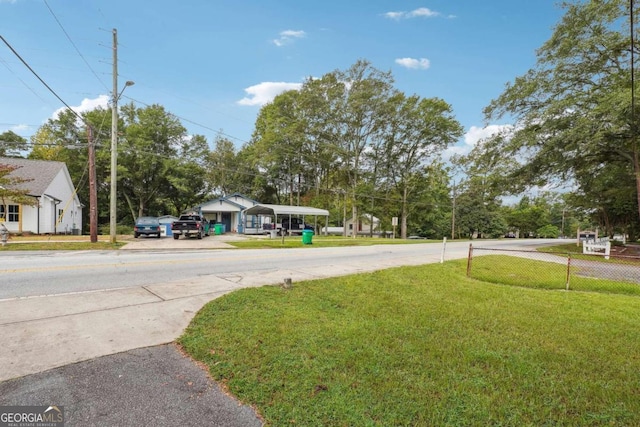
<box><xmin>0</xmin><ymin>344</ymin><xmax>261</xmax><ymax>427</ymax></box>
<box><xmin>0</xmin><ymin>238</ymin><xmax>568</xmax><ymax>426</ymax></box>
<box><xmin>0</xmin><ymin>238</ymin><xmax>567</xmax><ymax>381</ymax></box>
<box><xmin>0</xmin><ymin>237</ymin><xmax>559</xmax><ymax>299</ymax></box>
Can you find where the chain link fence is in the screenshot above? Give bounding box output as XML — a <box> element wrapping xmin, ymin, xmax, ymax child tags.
<box><xmin>466</xmin><ymin>245</ymin><xmax>640</xmax><ymax>297</ymax></box>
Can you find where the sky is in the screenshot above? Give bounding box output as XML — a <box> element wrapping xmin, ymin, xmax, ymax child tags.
<box><xmin>1</xmin><ymin>0</ymin><xmax>567</xmax><ymax>158</ymax></box>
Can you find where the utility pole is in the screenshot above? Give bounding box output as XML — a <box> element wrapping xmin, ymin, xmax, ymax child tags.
<box><xmin>109</xmin><ymin>28</ymin><xmax>118</xmax><ymax>244</ymax></box>
<box><xmin>109</xmin><ymin>29</ymin><xmax>134</xmax><ymax>243</ymax></box>
<box><xmin>631</xmin><ymin>0</ymin><xmax>640</xmax><ymax>224</ymax></box>
<box><xmin>88</xmin><ymin>125</ymin><xmax>98</xmax><ymax>243</ymax></box>
<box><xmin>451</xmin><ymin>180</ymin><xmax>456</xmax><ymax>240</ymax></box>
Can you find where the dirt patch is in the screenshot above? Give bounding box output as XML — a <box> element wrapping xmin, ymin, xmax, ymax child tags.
<box><xmin>611</xmin><ymin>244</ymin><xmax>640</xmax><ymax>259</ymax></box>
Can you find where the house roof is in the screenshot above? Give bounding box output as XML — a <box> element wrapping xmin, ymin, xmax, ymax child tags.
<box><xmin>197</xmin><ymin>193</ymin><xmax>257</xmax><ymax>212</ymax></box>
<box><xmin>199</xmin><ymin>197</ymin><xmax>246</xmax><ymax>212</ymax></box>
<box><xmin>0</xmin><ymin>157</ymin><xmax>67</xmax><ymax>196</ymax></box>
<box><xmin>243</xmin><ymin>204</ymin><xmax>329</xmax><ymax>217</ymax></box>
<box><xmin>225</xmin><ymin>193</ymin><xmax>260</xmax><ymax>206</ymax></box>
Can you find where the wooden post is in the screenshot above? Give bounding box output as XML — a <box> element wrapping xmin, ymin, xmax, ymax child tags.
<box><xmin>576</xmin><ymin>228</ymin><xmax>580</xmax><ymax>246</ymax></box>
<box><xmin>466</xmin><ymin>243</ymin><xmax>473</xmax><ymax>278</ymax></box>
<box><xmin>88</xmin><ymin>125</ymin><xmax>98</xmax><ymax>243</ymax></box>
<box><xmin>565</xmin><ymin>254</ymin><xmax>571</xmax><ymax>291</ymax></box>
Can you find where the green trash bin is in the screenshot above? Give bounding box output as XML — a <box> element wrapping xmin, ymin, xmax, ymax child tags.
<box><xmin>302</xmin><ymin>229</ymin><xmax>314</xmax><ymax>245</ymax></box>
<box><xmin>214</xmin><ymin>223</ymin><xmax>224</xmax><ymax>235</ymax></box>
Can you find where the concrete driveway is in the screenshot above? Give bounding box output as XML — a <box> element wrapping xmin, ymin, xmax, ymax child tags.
<box><xmin>121</xmin><ymin>232</ymin><xmax>251</xmax><ymax>250</ymax></box>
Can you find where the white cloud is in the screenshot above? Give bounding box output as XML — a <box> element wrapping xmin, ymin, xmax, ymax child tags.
<box><xmin>464</xmin><ymin>124</ymin><xmax>513</xmax><ymax>147</ymax></box>
<box><xmin>10</xmin><ymin>124</ymin><xmax>29</xmax><ymax>133</ymax></box>
<box><xmin>384</xmin><ymin>7</ymin><xmax>440</xmax><ymax>20</ymax></box>
<box><xmin>272</xmin><ymin>29</ymin><xmax>306</xmax><ymax>47</ymax></box>
<box><xmin>442</xmin><ymin>145</ymin><xmax>469</xmax><ymax>162</ymax></box>
<box><xmin>395</xmin><ymin>57</ymin><xmax>431</xmax><ymax>70</ymax></box>
<box><xmin>237</xmin><ymin>82</ymin><xmax>303</xmax><ymax>106</ymax></box>
<box><xmin>441</xmin><ymin>124</ymin><xmax>514</xmax><ymax>161</ymax></box>
<box><xmin>408</xmin><ymin>7</ymin><xmax>439</xmax><ymax>18</ymax></box>
<box><xmin>51</xmin><ymin>95</ymin><xmax>110</xmax><ymax>120</ymax></box>
<box><xmin>384</xmin><ymin>11</ymin><xmax>404</xmax><ymax>20</ymax></box>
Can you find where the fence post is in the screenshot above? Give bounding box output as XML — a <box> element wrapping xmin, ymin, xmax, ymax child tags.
<box><xmin>440</xmin><ymin>237</ymin><xmax>447</xmax><ymax>263</ymax></box>
<box><xmin>565</xmin><ymin>253</ymin><xmax>571</xmax><ymax>291</ymax></box>
<box><xmin>466</xmin><ymin>243</ymin><xmax>473</xmax><ymax>278</ymax></box>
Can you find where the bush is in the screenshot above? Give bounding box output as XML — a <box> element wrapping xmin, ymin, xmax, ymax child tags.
<box><xmin>536</xmin><ymin>224</ymin><xmax>559</xmax><ymax>238</ymax></box>
<box><xmin>98</xmin><ymin>223</ymin><xmax>134</xmax><ymax>235</ymax></box>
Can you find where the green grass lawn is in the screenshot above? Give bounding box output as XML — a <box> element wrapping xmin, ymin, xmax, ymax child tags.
<box><xmin>228</xmin><ymin>235</ymin><xmax>438</xmax><ymax>249</ymax></box>
<box><xmin>179</xmin><ymin>260</ymin><xmax>640</xmax><ymax>426</ymax></box>
<box><xmin>470</xmin><ymin>255</ymin><xmax>640</xmax><ymax>296</ymax></box>
<box><xmin>537</xmin><ymin>243</ymin><xmax>584</xmax><ymax>254</ymax></box>
<box><xmin>0</xmin><ymin>235</ymin><xmax>128</xmax><ymax>250</ymax></box>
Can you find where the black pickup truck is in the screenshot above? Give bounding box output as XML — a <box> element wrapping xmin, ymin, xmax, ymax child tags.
<box><xmin>171</xmin><ymin>214</ymin><xmax>210</xmax><ymax>239</ymax></box>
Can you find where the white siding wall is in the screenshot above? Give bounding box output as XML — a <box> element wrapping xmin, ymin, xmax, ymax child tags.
<box><xmin>20</xmin><ymin>201</ymin><xmax>38</xmax><ymax>233</ymax></box>
<box><xmin>44</xmin><ymin>170</ymin><xmax>82</xmax><ymax>234</ymax></box>
<box><xmin>39</xmin><ymin>196</ymin><xmax>55</xmax><ymax>234</ymax></box>
<box><xmin>3</xmin><ymin>201</ymin><xmax>37</xmax><ymax>233</ymax></box>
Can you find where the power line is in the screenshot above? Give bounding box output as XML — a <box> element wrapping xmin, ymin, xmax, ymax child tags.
<box><xmin>43</xmin><ymin>0</ymin><xmax>109</xmax><ymax>92</ymax></box>
<box><xmin>0</xmin><ymin>35</ymin><xmax>85</xmax><ymax>124</ymax></box>
<box><xmin>0</xmin><ymin>56</ymin><xmax>52</xmax><ymax>106</ymax></box>
<box><xmin>122</xmin><ymin>95</ymin><xmax>250</xmax><ymax>145</ymax></box>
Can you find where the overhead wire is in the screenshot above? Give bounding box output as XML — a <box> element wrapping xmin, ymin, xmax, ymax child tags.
<box><xmin>121</xmin><ymin>95</ymin><xmax>250</xmax><ymax>145</ymax></box>
<box><xmin>42</xmin><ymin>0</ymin><xmax>109</xmax><ymax>92</ymax></box>
<box><xmin>0</xmin><ymin>15</ymin><xmax>439</xmax><ymax>207</ymax></box>
<box><xmin>0</xmin><ymin>35</ymin><xmax>85</xmax><ymax>124</ymax></box>
<box><xmin>0</xmin><ymin>56</ymin><xmax>53</xmax><ymax>106</ymax></box>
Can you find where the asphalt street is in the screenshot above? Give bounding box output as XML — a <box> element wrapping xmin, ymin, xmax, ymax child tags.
<box><xmin>0</xmin><ymin>237</ymin><xmax>570</xmax><ymax>426</ymax></box>
<box><xmin>0</xmin><ymin>344</ymin><xmax>261</xmax><ymax>427</ymax></box>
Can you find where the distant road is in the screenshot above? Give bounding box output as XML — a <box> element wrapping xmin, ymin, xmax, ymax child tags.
<box><xmin>0</xmin><ymin>239</ymin><xmax>568</xmax><ymax>300</ymax></box>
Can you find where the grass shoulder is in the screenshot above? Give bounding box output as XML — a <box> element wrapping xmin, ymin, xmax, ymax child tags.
<box><xmin>0</xmin><ymin>235</ymin><xmax>129</xmax><ymax>251</ymax></box>
<box><xmin>228</xmin><ymin>235</ymin><xmax>440</xmax><ymax>249</ymax></box>
<box><xmin>179</xmin><ymin>260</ymin><xmax>640</xmax><ymax>426</ymax></box>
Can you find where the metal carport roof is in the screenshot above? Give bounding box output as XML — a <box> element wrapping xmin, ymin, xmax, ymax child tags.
<box><xmin>243</xmin><ymin>204</ymin><xmax>329</xmax><ymax>217</ymax></box>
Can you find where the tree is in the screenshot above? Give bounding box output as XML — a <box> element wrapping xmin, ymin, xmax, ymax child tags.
<box><xmin>249</xmin><ymin>90</ymin><xmax>307</xmax><ymax>204</ymax></box>
<box><xmin>506</xmin><ymin>196</ymin><xmax>551</xmax><ymax>237</ymax></box>
<box><xmin>401</xmin><ymin>162</ymin><xmax>452</xmax><ymax>239</ymax></box>
<box><xmin>206</xmin><ymin>134</ymin><xmax>240</xmax><ymax>196</ymax></box>
<box><xmin>163</xmin><ymin>134</ymin><xmax>209</xmax><ymax>214</ymax></box>
<box><xmin>118</xmin><ymin>104</ymin><xmax>201</xmax><ymax>220</ymax></box>
<box><xmin>484</xmin><ymin>0</ymin><xmax>640</xmax><ymax>224</ymax></box>
<box><xmin>28</xmin><ymin>108</ymin><xmax>111</xmax><ymax>233</ymax></box>
<box><xmin>0</xmin><ymin>163</ymin><xmax>38</xmax><ymax>221</ymax></box>
<box><xmin>383</xmin><ymin>93</ymin><xmax>463</xmax><ymax>238</ymax></box>
<box><xmin>455</xmin><ymin>180</ymin><xmax>507</xmax><ymax>239</ymax></box>
<box><xmin>537</xmin><ymin>224</ymin><xmax>560</xmax><ymax>238</ymax></box>
<box><xmin>334</xmin><ymin>60</ymin><xmax>396</xmax><ymax>237</ymax></box>
<box><xmin>0</xmin><ymin>131</ymin><xmax>27</xmax><ymax>157</ymax></box>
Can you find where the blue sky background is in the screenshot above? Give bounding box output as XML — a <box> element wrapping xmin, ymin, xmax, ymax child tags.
<box><xmin>1</xmin><ymin>0</ymin><xmax>566</xmax><ymax>156</ymax></box>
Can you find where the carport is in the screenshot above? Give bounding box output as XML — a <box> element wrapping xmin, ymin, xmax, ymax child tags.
<box><xmin>242</xmin><ymin>204</ymin><xmax>330</xmax><ymax>235</ymax></box>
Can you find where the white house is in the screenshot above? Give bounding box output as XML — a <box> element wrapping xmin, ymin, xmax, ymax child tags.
<box><xmin>196</xmin><ymin>193</ymin><xmax>260</xmax><ymax>233</ymax></box>
<box><xmin>323</xmin><ymin>214</ymin><xmax>381</xmax><ymax>236</ymax></box>
<box><xmin>0</xmin><ymin>157</ymin><xmax>83</xmax><ymax>234</ymax></box>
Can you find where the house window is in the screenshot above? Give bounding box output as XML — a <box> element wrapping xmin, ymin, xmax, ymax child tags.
<box><xmin>0</xmin><ymin>205</ymin><xmax>19</xmax><ymax>222</ymax></box>
<box><xmin>58</xmin><ymin>209</ymin><xmax>64</xmax><ymax>222</ymax></box>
